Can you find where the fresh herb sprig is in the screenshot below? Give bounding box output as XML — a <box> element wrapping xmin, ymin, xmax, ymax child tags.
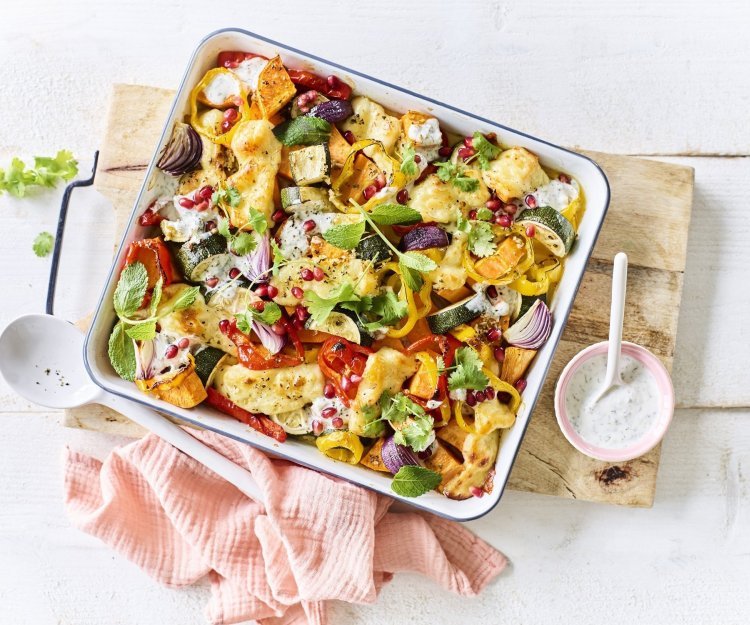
<box><xmin>0</xmin><ymin>150</ymin><xmax>78</xmax><ymax>198</ymax></box>
<box><xmin>434</xmin><ymin>160</ymin><xmax>479</xmax><ymax>193</ymax></box>
<box><xmin>457</xmin><ymin>210</ymin><xmax>497</xmax><ymax>258</ymax></box>
<box><xmin>470</xmin><ymin>132</ymin><xmax>501</xmax><ymax>169</ymax></box>
<box><xmin>399</xmin><ymin>144</ymin><xmax>419</xmax><ymax>177</ymax></box>
<box><xmin>391</xmin><ymin>465</ymin><xmax>442</xmax><ymax>498</ymax></box>
<box><xmin>32</xmin><ymin>231</ymin><xmax>54</xmax><ymax>257</ymax></box>
<box><xmin>235</xmin><ymin>301</ymin><xmax>282</xmax><ymax>333</ymax></box>
<box><xmin>273</xmin><ymin>116</ymin><xmax>331</xmax><ymax>146</ymax></box>
<box><xmin>446</xmin><ymin>346</ymin><xmax>489</xmax><ymax>391</ymax></box>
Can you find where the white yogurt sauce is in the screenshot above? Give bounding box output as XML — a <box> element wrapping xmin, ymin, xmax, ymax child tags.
<box><xmin>277</xmin><ymin>209</ymin><xmax>340</xmax><ymax>259</ymax></box>
<box><xmin>231</xmin><ymin>57</ymin><xmax>268</xmax><ymax>91</ymax></box>
<box><xmin>202</xmin><ymin>72</ymin><xmax>241</xmax><ymax>105</ymax></box>
<box><xmin>565</xmin><ymin>354</ymin><xmax>661</xmax><ymax>448</ymax></box>
<box><xmin>307</xmin><ymin>396</ymin><xmax>354</xmax><ymax>433</ymax></box>
<box><xmin>526</xmin><ymin>179</ymin><xmax>579</xmax><ymax>212</ymax></box>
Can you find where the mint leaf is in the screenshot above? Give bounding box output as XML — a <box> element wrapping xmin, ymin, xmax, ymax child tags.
<box><xmin>273</xmin><ymin>116</ymin><xmax>331</xmax><ymax>146</ymax></box>
<box><xmin>32</xmin><ymin>231</ymin><xmax>54</xmax><ymax>257</ymax></box>
<box><xmin>231</xmin><ymin>231</ymin><xmax>257</xmax><ymax>256</ymax></box>
<box><xmin>108</xmin><ymin>321</ymin><xmax>136</xmax><ymax>381</ymax></box>
<box><xmin>304</xmin><ymin>283</ymin><xmax>359</xmax><ymax>325</ymax></box>
<box><xmin>125</xmin><ymin>321</ymin><xmax>157</xmax><ymax>341</ymax></box>
<box><xmin>323</xmin><ymin>221</ymin><xmax>366</xmax><ymax>250</ymax></box>
<box><xmin>169</xmin><ymin>286</ymin><xmax>200</xmax><ymax>312</ymax></box>
<box><xmin>247</xmin><ymin>207</ymin><xmax>268</xmax><ymax>234</ymax></box>
<box><xmin>391</xmin><ymin>465</ymin><xmax>442</xmax><ymax>497</ymax></box>
<box><xmin>400</xmin><ymin>144</ymin><xmax>419</xmax><ymax>177</ymax></box>
<box><xmin>448</xmin><ymin>346</ymin><xmax>489</xmax><ymax>391</ymax></box>
<box><xmin>398</xmin><ymin>261</ymin><xmax>423</xmax><ymax>291</ymax></box>
<box><xmin>399</xmin><ymin>251</ymin><xmax>437</xmax><ymax>272</ymax></box>
<box><xmin>472</xmin><ymin>132</ymin><xmax>501</xmax><ymax>170</ymax></box>
<box><xmin>149</xmin><ymin>277</ymin><xmax>163</xmax><ymax>317</ymax></box>
<box><xmin>467</xmin><ymin>221</ymin><xmax>496</xmax><ymax>258</ymax></box>
<box><xmin>113</xmin><ymin>262</ymin><xmax>149</xmax><ymax>318</ymax></box>
<box><xmin>369</xmin><ymin>203</ymin><xmax>422</xmax><ymax>226</ymax></box>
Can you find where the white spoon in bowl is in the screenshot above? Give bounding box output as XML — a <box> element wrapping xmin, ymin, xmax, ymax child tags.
<box><xmin>590</xmin><ymin>252</ymin><xmax>629</xmax><ymax>403</ymax></box>
<box><xmin>0</xmin><ymin>314</ymin><xmax>264</xmax><ymax>504</ymax></box>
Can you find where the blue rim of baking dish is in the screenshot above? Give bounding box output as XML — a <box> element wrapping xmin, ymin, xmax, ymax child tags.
<box><xmin>83</xmin><ymin>27</ymin><xmax>610</xmax><ymax>521</ymax></box>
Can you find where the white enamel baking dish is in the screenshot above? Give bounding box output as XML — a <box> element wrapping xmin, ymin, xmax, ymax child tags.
<box><xmin>83</xmin><ymin>28</ymin><xmax>610</xmax><ymax>521</ymax></box>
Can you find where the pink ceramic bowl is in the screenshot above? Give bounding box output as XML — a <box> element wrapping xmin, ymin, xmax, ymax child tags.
<box><xmin>554</xmin><ymin>341</ymin><xmax>675</xmax><ymax>462</ymax></box>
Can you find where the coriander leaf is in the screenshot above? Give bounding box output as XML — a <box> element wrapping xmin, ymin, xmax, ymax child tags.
<box><xmin>391</xmin><ymin>465</ymin><xmax>442</xmax><ymax>498</ymax></box>
<box><xmin>273</xmin><ymin>116</ymin><xmax>331</xmax><ymax>146</ymax></box>
<box><xmin>0</xmin><ymin>150</ymin><xmax>78</xmax><ymax>197</ymax></box>
<box><xmin>323</xmin><ymin>221</ymin><xmax>366</xmax><ymax>250</ymax></box>
<box><xmin>304</xmin><ymin>283</ymin><xmax>359</xmax><ymax>325</ymax></box>
<box><xmin>113</xmin><ymin>262</ymin><xmax>149</xmax><ymax>318</ymax></box>
<box><xmin>436</xmin><ymin>355</ymin><xmax>446</xmax><ymax>373</ymax></box>
<box><xmin>217</xmin><ymin>217</ymin><xmax>232</xmax><ymax>239</ymax></box>
<box><xmin>393</xmin><ymin>413</ymin><xmax>434</xmax><ymax>452</ymax></box>
<box><xmin>231</xmin><ymin>231</ymin><xmax>257</xmax><ymax>256</ymax></box>
<box><xmin>400</xmin><ymin>144</ymin><xmax>419</xmax><ymax>177</ymax></box>
<box><xmin>467</xmin><ymin>221</ymin><xmax>496</xmax><ymax>258</ymax></box>
<box><xmin>476</xmin><ymin>207</ymin><xmax>493</xmax><ymax>221</ymax></box>
<box><xmin>448</xmin><ymin>346</ymin><xmax>489</xmax><ymax>391</ymax></box>
<box><xmin>247</xmin><ymin>207</ymin><xmax>268</xmax><ymax>234</ymax></box>
<box><xmin>398</xmin><ymin>261</ymin><xmax>423</xmax><ymax>291</ymax></box>
<box><xmin>168</xmin><ymin>286</ymin><xmax>200</xmax><ymax>312</ymax></box>
<box><xmin>212</xmin><ymin>185</ymin><xmax>241</xmax><ymax>208</ymax></box>
<box><xmin>456</xmin><ymin>211</ymin><xmax>471</xmax><ymax>233</ymax></box>
<box><xmin>367</xmin><ymin>291</ymin><xmax>408</xmax><ymax>328</ymax></box>
<box><xmin>32</xmin><ymin>231</ymin><xmax>54</xmax><ymax>257</ymax></box>
<box><xmin>381</xmin><ymin>392</ymin><xmax>425</xmax><ymax>425</ymax></box>
<box><xmin>270</xmin><ymin>239</ymin><xmax>286</xmax><ymax>276</ymax></box>
<box><xmin>108</xmin><ymin>321</ymin><xmax>136</xmax><ymax>381</ymax></box>
<box><xmin>251</xmin><ymin>301</ymin><xmax>282</xmax><ymax>326</ymax></box>
<box><xmin>434</xmin><ymin>160</ymin><xmax>479</xmax><ymax>193</ymax></box>
<box><xmin>453</xmin><ymin>175</ymin><xmax>480</xmax><ymax>193</ymax></box>
<box><xmin>380</xmin><ymin>392</ymin><xmax>434</xmax><ymax>453</ymax></box>
<box><xmin>472</xmin><ymin>132</ymin><xmax>501</xmax><ymax>170</ymax></box>
<box><xmin>235</xmin><ymin>312</ymin><xmax>252</xmax><ymax>334</ymax></box>
<box><xmin>369</xmin><ymin>203</ymin><xmax>422</xmax><ymax>226</ymax></box>
<box><xmin>125</xmin><ymin>321</ymin><xmax>157</xmax><ymax>341</ymax></box>
<box><xmin>149</xmin><ymin>277</ymin><xmax>163</xmax><ymax>317</ymax></box>
<box><xmin>399</xmin><ymin>251</ymin><xmax>437</xmax><ymax>272</ymax></box>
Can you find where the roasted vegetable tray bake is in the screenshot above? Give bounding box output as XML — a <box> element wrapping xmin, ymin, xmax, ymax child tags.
<box><xmin>84</xmin><ymin>28</ymin><xmax>609</xmax><ymax>520</ymax></box>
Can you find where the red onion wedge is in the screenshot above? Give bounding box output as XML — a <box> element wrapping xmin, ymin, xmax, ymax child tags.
<box><xmin>400</xmin><ymin>225</ymin><xmax>449</xmax><ymax>251</ymax></box>
<box><xmin>381</xmin><ymin>435</ymin><xmax>420</xmax><ymax>474</ymax></box>
<box><xmin>504</xmin><ymin>299</ymin><xmax>552</xmax><ymax>349</ymax></box>
<box><xmin>157</xmin><ymin>122</ymin><xmax>203</xmax><ymax>176</ymax></box>
<box><xmin>253</xmin><ymin>320</ymin><xmax>285</xmax><ymax>355</ymax></box>
<box><xmin>237</xmin><ymin>234</ymin><xmax>271</xmax><ymax>283</ymax></box>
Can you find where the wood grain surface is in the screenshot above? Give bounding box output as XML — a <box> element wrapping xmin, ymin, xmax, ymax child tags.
<box><xmin>64</xmin><ymin>84</ymin><xmax>694</xmax><ymax>507</ymax></box>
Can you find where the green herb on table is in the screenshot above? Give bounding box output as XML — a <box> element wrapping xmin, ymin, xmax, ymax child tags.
<box><xmin>0</xmin><ymin>150</ymin><xmax>78</xmax><ymax>197</ymax></box>
<box><xmin>32</xmin><ymin>231</ymin><xmax>54</xmax><ymax>257</ymax></box>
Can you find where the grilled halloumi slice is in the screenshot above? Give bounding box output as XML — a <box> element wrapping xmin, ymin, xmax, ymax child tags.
<box><xmin>481</xmin><ymin>147</ymin><xmax>549</xmax><ymax>203</ymax></box>
<box><xmin>409</xmin><ymin>172</ymin><xmax>490</xmax><ymax>223</ymax></box>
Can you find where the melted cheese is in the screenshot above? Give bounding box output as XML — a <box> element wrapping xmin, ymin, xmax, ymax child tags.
<box><xmin>410</xmin><ymin>173</ymin><xmax>490</xmax><ymax>223</ymax></box>
<box><xmin>340</xmin><ymin>96</ymin><xmax>400</xmax><ymax>170</ymax></box>
<box><xmin>481</xmin><ymin>147</ymin><xmax>550</xmax><ymax>203</ymax></box>
<box><xmin>428</xmin><ymin>231</ymin><xmax>468</xmax><ymax>291</ymax></box>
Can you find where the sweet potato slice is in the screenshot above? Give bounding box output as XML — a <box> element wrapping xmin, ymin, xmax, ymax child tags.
<box><xmin>151</xmin><ymin>369</ymin><xmax>207</xmax><ymax>408</ymax></box>
<box><xmin>359</xmin><ymin>438</ymin><xmax>391</xmax><ymax>473</ymax></box>
<box><xmin>335</xmin><ymin>154</ymin><xmax>380</xmax><ymax>204</ymax></box>
<box><xmin>253</xmin><ymin>55</ymin><xmax>296</xmax><ymax>120</ymax></box>
<box><xmin>474</xmin><ymin>235</ymin><xmax>526</xmax><ymax>279</ymax></box>
<box><xmin>500</xmin><ymin>347</ymin><xmax>537</xmax><ymax>386</ymax></box>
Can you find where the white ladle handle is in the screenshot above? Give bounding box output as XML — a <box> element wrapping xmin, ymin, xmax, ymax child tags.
<box><xmin>100</xmin><ymin>393</ymin><xmax>265</xmax><ymax>505</ymax></box>
<box><xmin>604</xmin><ymin>252</ymin><xmax>629</xmax><ymax>387</ymax></box>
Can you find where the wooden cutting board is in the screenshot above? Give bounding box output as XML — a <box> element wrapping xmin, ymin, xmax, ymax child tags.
<box><xmin>64</xmin><ymin>84</ymin><xmax>694</xmax><ymax>507</ymax></box>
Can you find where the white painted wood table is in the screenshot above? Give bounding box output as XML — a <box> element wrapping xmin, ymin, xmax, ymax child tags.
<box><xmin>1</xmin><ymin>2</ymin><xmax>748</xmax><ymax>623</ymax></box>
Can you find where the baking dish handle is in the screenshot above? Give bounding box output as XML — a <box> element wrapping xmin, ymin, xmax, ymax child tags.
<box><xmin>46</xmin><ymin>151</ymin><xmax>99</xmax><ymax>316</ymax></box>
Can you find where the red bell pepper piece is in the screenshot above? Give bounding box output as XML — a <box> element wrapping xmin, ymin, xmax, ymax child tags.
<box><xmin>205</xmin><ymin>387</ymin><xmax>286</xmax><ymax>442</ymax></box>
<box><xmin>226</xmin><ymin>319</ymin><xmax>304</xmax><ymax>371</ymax></box>
<box><xmin>287</xmin><ymin>69</ymin><xmax>352</xmax><ymax>100</ymax></box>
<box><xmin>217</xmin><ymin>50</ymin><xmax>268</xmax><ymax>69</ymax></box>
<box><xmin>317</xmin><ymin>337</ymin><xmax>372</xmax><ymax>406</ymax></box>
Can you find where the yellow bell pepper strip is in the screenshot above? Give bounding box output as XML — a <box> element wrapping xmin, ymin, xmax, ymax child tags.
<box><xmin>511</xmin><ymin>258</ymin><xmax>563</xmax><ymax>296</ymax></box>
<box><xmin>316</xmin><ymin>431</ymin><xmax>364</xmax><ymax>464</ymax></box>
<box><xmin>382</xmin><ymin>262</ymin><xmax>423</xmax><ymax>338</ymax></box>
<box><xmin>561</xmin><ymin>195</ymin><xmax>583</xmax><ymax>230</ymax></box>
<box><xmin>333</xmin><ymin>139</ymin><xmax>406</xmax><ymax>206</ymax></box>
<box><xmin>449</xmin><ymin>324</ymin><xmax>476</xmax><ymax>342</ymax></box>
<box><xmin>437</xmin><ymin>400</ymin><xmax>452</xmax><ymax>426</ymax></box>
<box><xmin>483</xmin><ymin>368</ymin><xmax>522</xmax><ymax>412</ymax></box>
<box><xmin>414</xmin><ymin>351</ymin><xmax>439</xmax><ymax>393</ymax></box>
<box><xmin>190</xmin><ymin>68</ymin><xmax>251</xmax><ymax>146</ymax></box>
<box><xmin>453</xmin><ymin>399</ymin><xmax>476</xmax><ymax>434</ymax></box>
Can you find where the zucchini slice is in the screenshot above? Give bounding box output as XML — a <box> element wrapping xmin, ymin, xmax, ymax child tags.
<box><xmin>518</xmin><ymin>293</ymin><xmax>547</xmax><ymax>320</ymax></box>
<box><xmin>175</xmin><ymin>233</ymin><xmax>229</xmax><ymax>281</ymax></box>
<box><xmin>355</xmin><ymin>234</ymin><xmax>393</xmax><ymax>263</ymax></box>
<box><xmin>280</xmin><ymin>186</ymin><xmax>330</xmax><ymax>209</ymax></box>
<box><xmin>427</xmin><ymin>292</ymin><xmax>489</xmax><ymax>334</ymax></box>
<box><xmin>193</xmin><ymin>346</ymin><xmax>227</xmax><ymax>386</ymax></box>
<box><xmin>289</xmin><ymin>143</ymin><xmax>331</xmax><ymax>186</ymax></box>
<box><xmin>516</xmin><ymin>206</ymin><xmax>575</xmax><ymax>257</ymax></box>
<box><xmin>339</xmin><ymin>309</ymin><xmax>375</xmax><ymax>347</ymax></box>
<box><xmin>306</xmin><ymin>311</ymin><xmax>361</xmax><ymax>344</ymax></box>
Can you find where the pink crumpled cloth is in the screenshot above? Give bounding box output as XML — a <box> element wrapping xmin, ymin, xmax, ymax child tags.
<box><xmin>63</xmin><ymin>429</ymin><xmax>507</xmax><ymax>624</ymax></box>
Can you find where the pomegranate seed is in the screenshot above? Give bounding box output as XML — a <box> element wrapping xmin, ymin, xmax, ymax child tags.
<box><xmin>313</xmin><ymin>267</ymin><xmax>325</xmax><ymax>281</ymax></box>
<box><xmin>495</xmin><ymin>214</ymin><xmax>512</xmax><ymax>228</ymax></box>
<box><xmin>331</xmin><ymin>416</ymin><xmax>344</xmax><ymax>429</ymax></box>
<box><xmin>474</xmin><ymin>390</ymin><xmax>486</xmax><ymax>403</ymax></box>
<box><xmin>486</xmin><ymin>199</ymin><xmax>503</xmax><ymax>211</ymax></box>
<box><xmin>292</xmin><ymin>317</ymin><xmax>304</xmax><ymax>330</ymax></box>
<box><xmin>231</xmin><ymin>96</ymin><xmax>243</xmax><ymax>107</ymax></box>
<box><xmin>349</xmin><ymin>373</ymin><xmax>362</xmax><ymax>384</ymax></box>
<box><xmin>470</xmin><ymin>486</ymin><xmax>484</xmax><ymax>498</ymax></box>
<box><xmin>205</xmin><ymin>277</ymin><xmax>219</xmax><ymax>288</ymax></box>
<box><xmin>486</xmin><ymin>285</ymin><xmax>498</xmax><ymax>299</ymax></box>
<box><xmin>504</xmin><ymin>203</ymin><xmax>518</xmax><ymax>216</ymax></box>
<box><xmin>229</xmin><ymin>268</ymin><xmax>241</xmax><ymax>279</ymax></box>
<box><xmin>343</xmin><ymin>130</ymin><xmax>356</xmax><ymax>145</ymax></box>
<box><xmin>221</xmin><ymin>120</ymin><xmax>232</xmax><ymax>132</ymax></box>
<box><xmin>155</xmin><ymin>323</ymin><xmax>161</xmax><ymax>333</ymax></box>
<box><xmin>205</xmin><ymin>220</ymin><xmax>217</xmax><ymax>232</ymax></box>
<box><xmin>485</xmin><ymin>387</ymin><xmax>496</xmax><ymax>400</ymax></box>
<box><xmin>524</xmin><ymin>194</ymin><xmax>537</xmax><ymax>208</ymax></box>
<box><xmin>375</xmin><ymin>173</ymin><xmax>387</xmax><ymax>190</ymax></box>
<box><xmin>300</xmin><ymin>268</ymin><xmax>314</xmax><ymax>281</ymax></box>
<box><xmin>438</xmin><ymin>146</ymin><xmax>452</xmax><ymax>157</ymax></box>
<box><xmin>178</xmin><ymin>337</ymin><xmax>190</xmax><ymax>349</ymax></box>
<box><xmin>341</xmin><ymin>377</ymin><xmax>353</xmax><ymax>393</ymax></box>
<box><xmin>267</xmin><ymin>285</ymin><xmax>279</xmax><ymax>298</ymax></box>
<box><xmin>525</xmin><ymin>225</ymin><xmax>536</xmax><ymax>238</ymax></box>
<box><xmin>396</xmin><ymin>189</ymin><xmax>409</xmax><ymax>205</ymax></box>
<box><xmin>223</xmin><ymin>108</ymin><xmax>239</xmax><ymax>122</ymax></box>
<box><xmin>458</xmin><ymin>146</ymin><xmax>475</xmax><ymax>161</ymax></box>
<box><xmin>255</xmin><ymin>284</ymin><xmax>269</xmax><ymax>298</ymax></box>
<box><xmin>272</xmin><ymin>209</ymin><xmax>285</xmax><ymax>222</ymax></box>
<box><xmin>303</xmin><ymin>219</ymin><xmax>316</xmax><ymax>232</ymax></box>
<box><xmin>178</xmin><ymin>197</ymin><xmax>195</xmax><ymax>209</ymax></box>
<box><xmin>515</xmin><ymin>378</ymin><xmax>528</xmax><ymax>393</ymax></box>
<box><xmin>323</xmin><ymin>382</ymin><xmax>336</xmax><ymax>399</ymax></box>
<box><xmin>198</xmin><ymin>185</ymin><xmax>214</xmax><ymax>202</ymax></box>
<box><xmin>252</xmin><ymin>301</ymin><xmax>265</xmax><ymax>312</ymax></box>
<box><xmin>417</xmin><ymin>448</ymin><xmax>434</xmax><ymax>460</ymax></box>
<box><xmin>312</xmin><ymin>419</ymin><xmax>324</xmax><ymax>436</ymax></box>
<box><xmin>559</xmin><ymin>173</ymin><xmax>571</xmax><ymax>184</ymax></box>
<box><xmin>165</xmin><ymin>345</ymin><xmax>178</xmax><ymax>359</ymax></box>
<box><xmin>327</xmin><ymin>75</ymin><xmax>340</xmax><ymax>88</ymax></box>
<box><xmin>466</xmin><ymin>391</ymin><xmax>477</xmax><ymax>407</ymax></box>
<box><xmin>362</xmin><ymin>184</ymin><xmax>377</xmax><ymax>200</ymax></box>
<box><xmin>296</xmin><ymin>305</ymin><xmax>309</xmax><ymax>321</ymax></box>
<box><xmin>414</xmin><ymin>154</ymin><xmax>422</xmax><ymax>163</ymax></box>
<box><xmin>322</xmin><ymin>406</ymin><xmax>338</xmax><ymax>419</ymax></box>
<box><xmin>468</xmin><ymin>209</ymin><xmax>478</xmax><ymax>220</ymax></box>
<box><xmin>271</xmin><ymin>322</ymin><xmax>286</xmax><ymax>336</ymax></box>
<box><xmin>194</xmin><ymin>201</ymin><xmax>209</xmax><ymax>212</ymax></box>
<box><xmin>463</xmin><ymin>136</ymin><xmax>474</xmax><ymax>147</ymax></box>
<box><xmin>487</xmin><ymin>327</ymin><xmax>501</xmax><ymax>342</ymax></box>
<box><xmin>291</xmin><ymin>286</ymin><xmax>304</xmax><ymax>299</ymax></box>
<box><xmin>218</xmin><ymin>319</ymin><xmax>230</xmax><ymax>335</ymax></box>
<box><xmin>494</xmin><ymin>346</ymin><xmax>506</xmax><ymax>362</ymax></box>
<box><xmin>485</xmin><ymin>132</ymin><xmax>497</xmax><ymax>141</ymax></box>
